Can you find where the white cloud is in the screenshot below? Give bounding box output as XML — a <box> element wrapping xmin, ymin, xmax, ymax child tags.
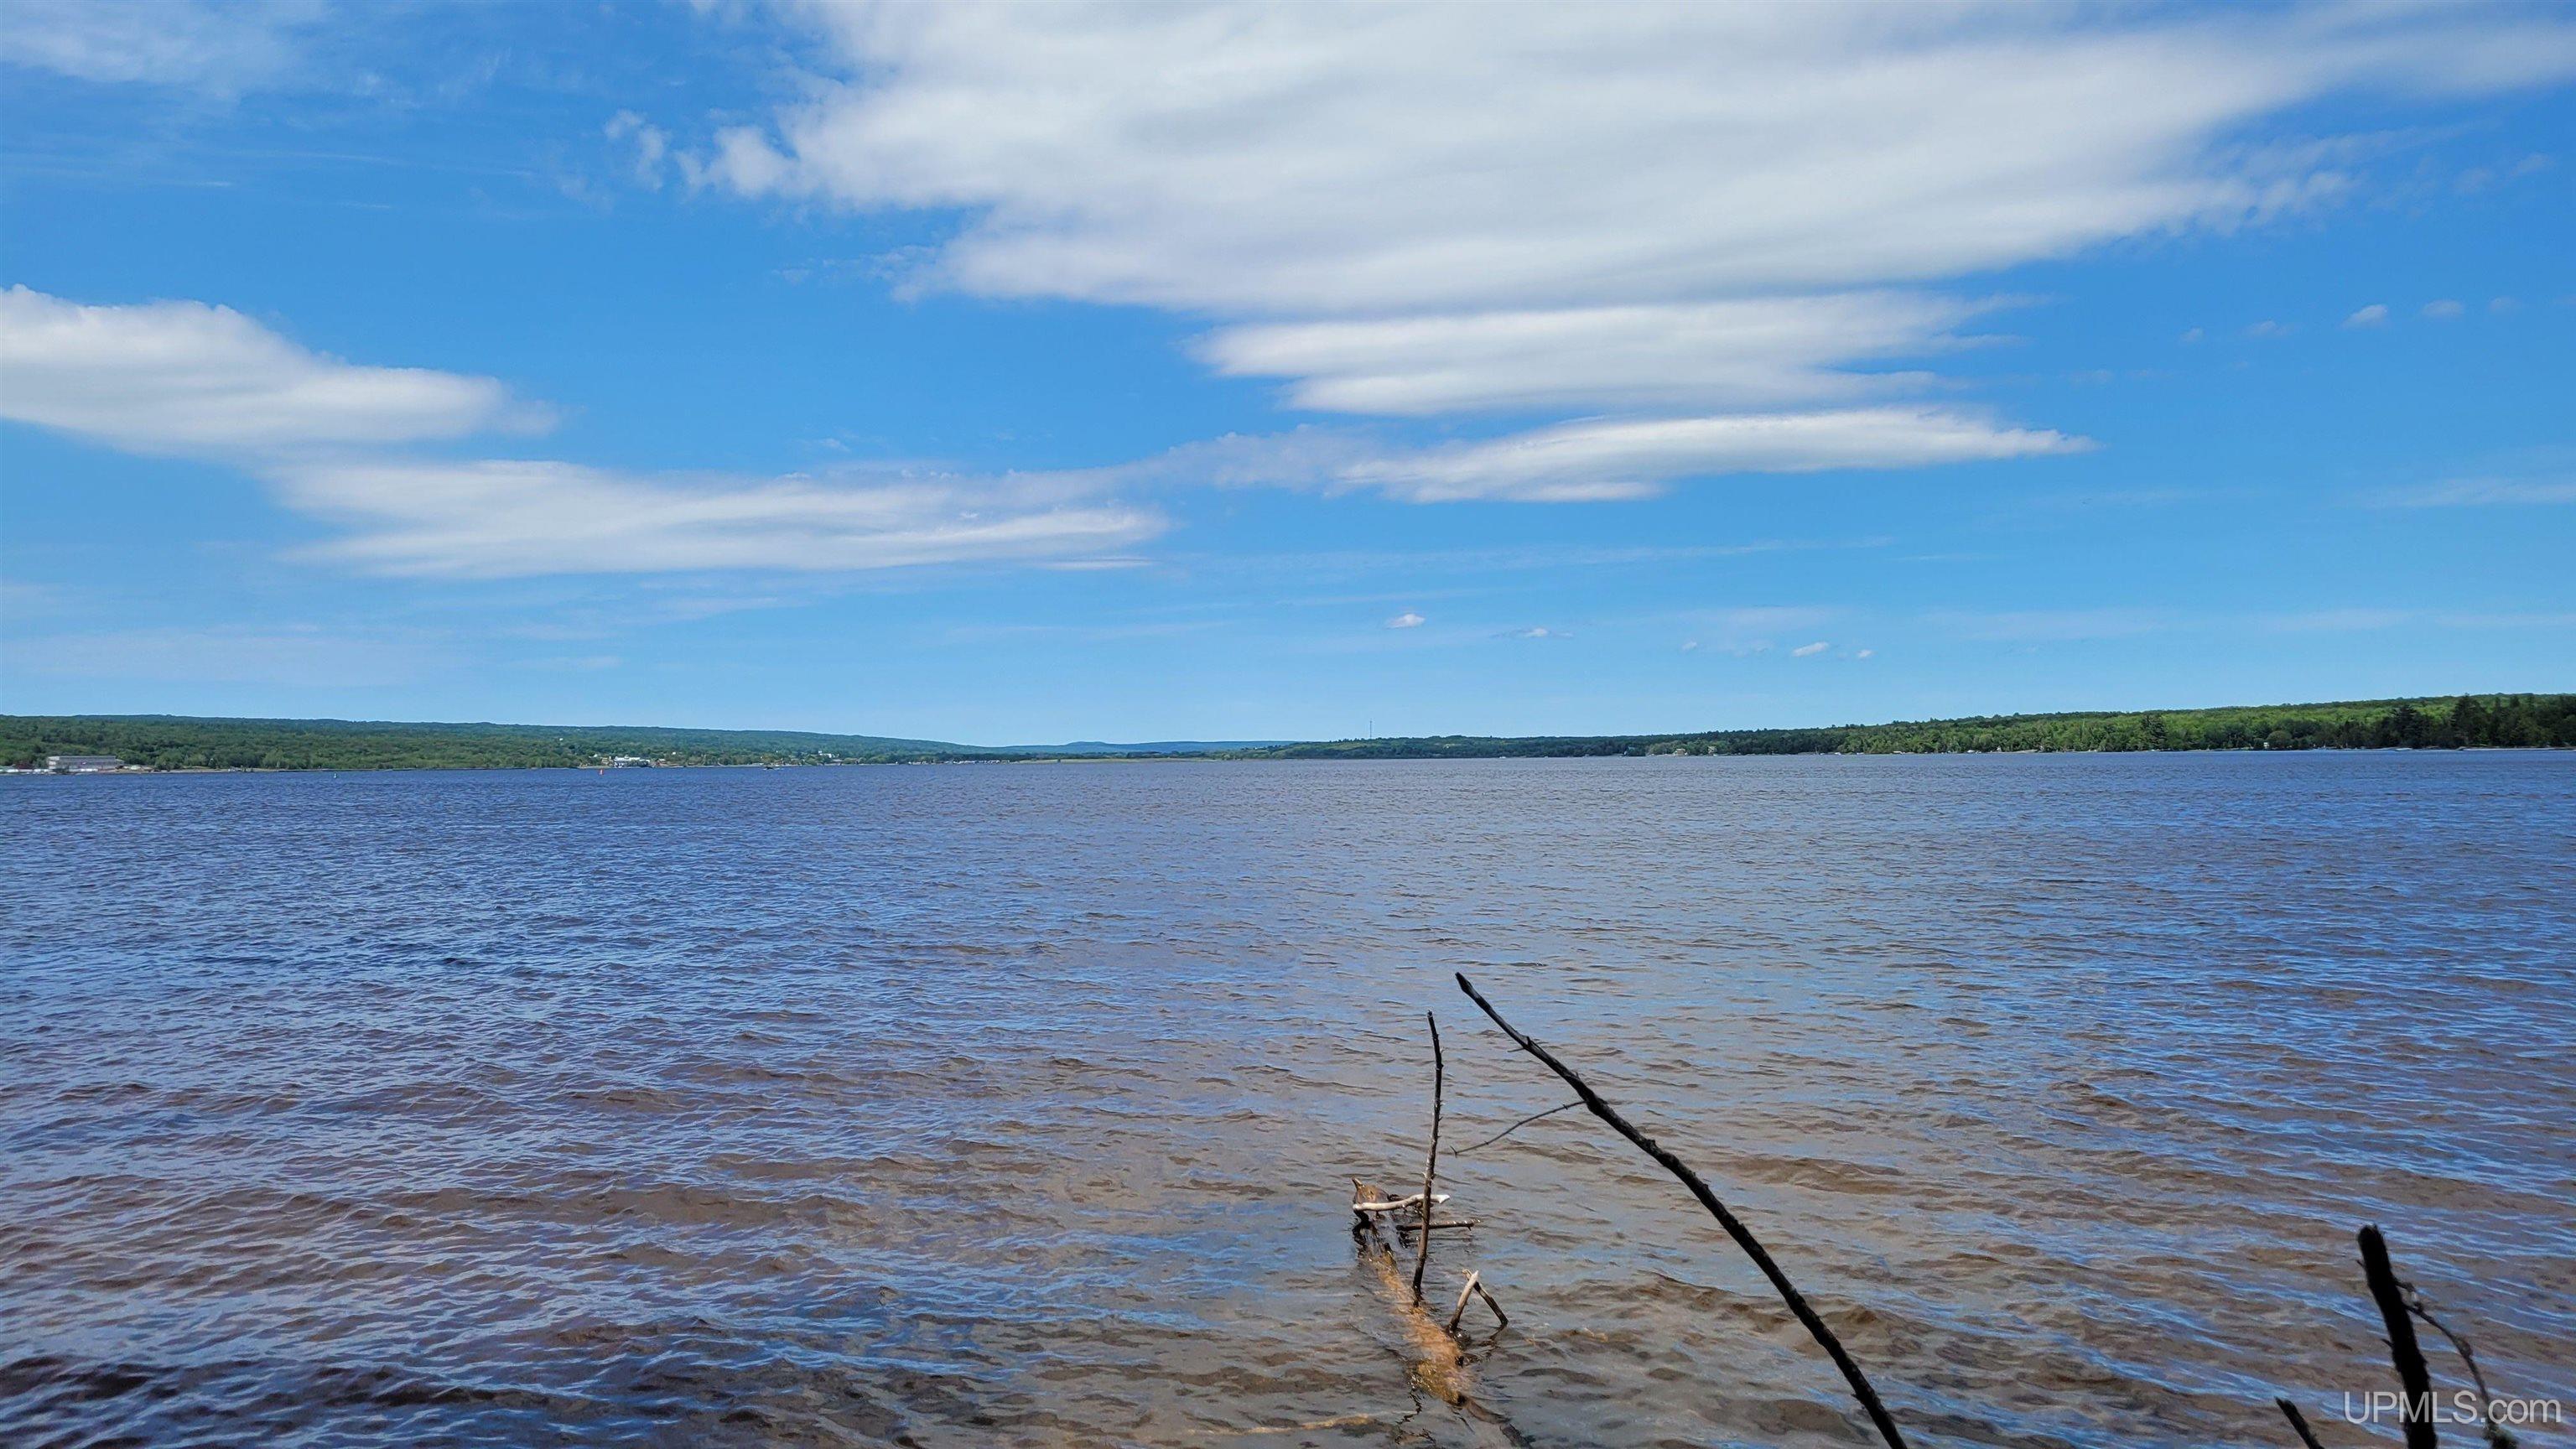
<box><xmin>2422</xmin><ymin>298</ymin><xmax>2466</xmax><ymax>319</ymax></box>
<box><xmin>706</xmin><ymin>4</ymin><xmax>2576</xmax><ymax>314</ymax></box>
<box><xmin>2242</xmin><ymin>319</ymin><xmax>2293</xmax><ymax>339</ymax></box>
<box><xmin>268</xmin><ymin>458</ymin><xmax>1164</xmax><ymax>579</ymax></box>
<box><xmin>1384</xmin><ymin>611</ymin><xmax>1426</xmax><ymax>629</ymax></box>
<box><xmin>1511</xmin><ymin>626</ymin><xmax>1562</xmax><ymax>641</ymax></box>
<box><xmin>2364</xmin><ymin>477</ymin><xmax>2576</xmax><ymax>507</ymax></box>
<box><xmin>2344</xmin><ymin>303</ymin><xmax>2390</xmax><ymax>327</ymax></box>
<box><xmin>1854</xmin><ymin>648</ymin><xmax>1877</xmax><ymax>659</ymax></box>
<box><xmin>1195</xmin><ymin>293</ymin><xmax>1998</xmax><ymax>417</ymax></box>
<box><xmin>0</xmin><ymin>288</ymin><xmax>1160</xmax><ymax>578</ymax></box>
<box><xmin>1334</xmin><ymin>408</ymin><xmax>2085</xmax><ymax>503</ymax></box>
<box><xmin>3</xmin><ymin>622</ymin><xmax>435</xmax><ymax>687</ymax></box>
<box><xmin>0</xmin><ymin>0</ymin><xmax>326</xmax><ymax>92</ymax></box>
<box><xmin>1791</xmin><ymin>641</ymin><xmax>1832</xmax><ymax>657</ymax></box>
<box><xmin>662</xmin><ymin>3</ymin><xmax>2576</xmax><ymax>498</ymax></box>
<box><xmin>606</xmin><ymin>110</ymin><xmax>671</xmax><ymax>191</ymax></box>
<box><xmin>0</xmin><ymin>287</ymin><xmax>536</xmax><ymax>456</ymax></box>
<box><xmin>1931</xmin><ymin>608</ymin><xmax>2168</xmax><ymax>642</ymax></box>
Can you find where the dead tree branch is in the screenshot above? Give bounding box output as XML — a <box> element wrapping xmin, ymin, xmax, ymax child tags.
<box><xmin>1456</xmin><ymin>1100</ymin><xmax>1586</xmax><ymax>1155</ymax></box>
<box><xmin>1410</xmin><ymin>1011</ymin><xmax>1444</xmax><ymax>1306</ymax></box>
<box><xmin>2277</xmin><ymin>1397</ymin><xmax>2327</xmax><ymax>1449</ymax></box>
<box><xmin>1454</xmin><ymin>972</ymin><xmax>1909</xmax><ymax>1449</ymax></box>
<box><xmin>2358</xmin><ymin>1225</ymin><xmax>2438</xmax><ymax>1449</ymax></box>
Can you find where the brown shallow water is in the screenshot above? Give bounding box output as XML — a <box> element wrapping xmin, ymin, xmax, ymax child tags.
<box><xmin>3</xmin><ymin>753</ymin><xmax>2571</xmax><ymax>1447</ymax></box>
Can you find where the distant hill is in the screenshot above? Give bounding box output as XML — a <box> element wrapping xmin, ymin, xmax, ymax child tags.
<box><xmin>1010</xmin><ymin>740</ymin><xmax>1296</xmax><ymax>755</ymax></box>
<box><xmin>3</xmin><ymin>695</ymin><xmax>2568</xmax><ymax>771</ymax></box>
<box><xmin>1231</xmin><ymin>693</ymin><xmax>2573</xmax><ymax>759</ymax></box>
<box><xmin>0</xmin><ymin>714</ymin><xmax>1001</xmax><ymax>771</ymax></box>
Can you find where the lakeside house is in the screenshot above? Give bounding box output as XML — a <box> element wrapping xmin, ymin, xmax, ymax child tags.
<box><xmin>44</xmin><ymin>756</ymin><xmax>127</xmax><ymax>773</ymax></box>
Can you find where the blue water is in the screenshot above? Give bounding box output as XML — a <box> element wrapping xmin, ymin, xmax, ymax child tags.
<box><xmin>4</xmin><ymin>753</ymin><xmax>2571</xmax><ymax>1446</ymax></box>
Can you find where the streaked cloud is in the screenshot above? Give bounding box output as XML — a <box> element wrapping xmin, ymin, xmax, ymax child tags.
<box><xmin>1195</xmin><ymin>293</ymin><xmax>2001</xmax><ymax>417</ymax></box>
<box><xmin>2363</xmin><ymin>477</ymin><xmax>2576</xmax><ymax>507</ymax></box>
<box><xmin>2422</xmin><ymin>298</ymin><xmax>2466</xmax><ymax>319</ymax></box>
<box><xmin>666</xmin><ymin>0</ymin><xmax>2576</xmax><ymax>500</ymax></box>
<box><xmin>1384</xmin><ymin>611</ymin><xmax>1426</xmax><ymax>630</ymax></box>
<box><xmin>269</xmin><ymin>458</ymin><xmax>1164</xmax><ymax>579</ymax></box>
<box><xmin>0</xmin><ymin>287</ymin><xmax>1161</xmax><ymax>579</ymax></box>
<box><xmin>0</xmin><ymin>286</ymin><xmax>538</xmax><ymax>456</ymax></box>
<box><xmin>1332</xmin><ymin>408</ymin><xmax>2085</xmax><ymax>504</ymax></box>
<box><xmin>0</xmin><ymin>0</ymin><xmax>326</xmax><ymax>93</ymax></box>
<box><xmin>2344</xmin><ymin>303</ymin><xmax>2390</xmax><ymax>327</ymax></box>
<box><xmin>1790</xmin><ymin>641</ymin><xmax>1832</xmax><ymax>657</ymax></box>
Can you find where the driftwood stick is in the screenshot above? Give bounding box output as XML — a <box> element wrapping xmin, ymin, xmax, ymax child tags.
<box><xmin>2404</xmin><ymin>1285</ymin><xmax>2516</xmax><ymax>1448</ymax></box>
<box><xmin>1353</xmin><ymin>1192</ymin><xmax>1452</xmax><ymax>1213</ymax></box>
<box><xmin>1410</xmin><ymin>1011</ymin><xmax>1444</xmax><ymax>1306</ymax></box>
<box><xmin>1472</xmin><ymin>1277</ymin><xmax>1509</xmax><ymax>1329</ymax></box>
<box><xmin>1455</xmin><ymin>972</ymin><xmax>1909</xmax><ymax>1449</ymax></box>
<box><xmin>2359</xmin><ymin>1226</ymin><xmax>2438</xmax><ymax>1449</ymax></box>
<box><xmin>1457</xmin><ymin>1099</ymin><xmax>1586</xmax><ymax>1155</ymax></box>
<box><xmin>1393</xmin><ymin>1218</ymin><xmax>1478</xmax><ymax>1232</ymax></box>
<box><xmin>2277</xmin><ymin>1397</ymin><xmax>2327</xmax><ymax>1449</ymax></box>
<box><xmin>1446</xmin><ymin>1270</ymin><xmax>1483</xmax><ymax>1336</ymax></box>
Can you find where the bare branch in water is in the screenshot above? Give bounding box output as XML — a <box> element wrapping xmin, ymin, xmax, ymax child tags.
<box><xmin>1454</xmin><ymin>972</ymin><xmax>1909</xmax><ymax>1449</ymax></box>
<box><xmin>1456</xmin><ymin>1100</ymin><xmax>1586</xmax><ymax>1155</ymax></box>
<box><xmin>1409</xmin><ymin>1011</ymin><xmax>1444</xmax><ymax>1306</ymax></box>
<box><xmin>2402</xmin><ymin>1271</ymin><xmax>2519</xmax><ymax>1447</ymax></box>
<box><xmin>2358</xmin><ymin>1226</ymin><xmax>2439</xmax><ymax>1449</ymax></box>
<box><xmin>2277</xmin><ymin>1397</ymin><xmax>2327</xmax><ymax>1449</ymax></box>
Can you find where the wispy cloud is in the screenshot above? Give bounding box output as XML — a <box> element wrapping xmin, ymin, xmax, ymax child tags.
<box><xmin>1331</xmin><ymin>408</ymin><xmax>2086</xmax><ymax>503</ymax></box>
<box><xmin>0</xmin><ymin>287</ymin><xmax>1165</xmax><ymax>579</ymax></box>
<box><xmin>0</xmin><ymin>0</ymin><xmax>328</xmax><ymax>94</ymax></box>
<box><xmin>0</xmin><ymin>286</ymin><xmax>540</xmax><ymax>456</ymax></box>
<box><xmin>2362</xmin><ymin>477</ymin><xmax>2576</xmax><ymax>507</ymax></box>
<box><xmin>2421</xmin><ymin>299</ymin><xmax>2466</xmax><ymax>319</ymax></box>
<box><xmin>662</xmin><ymin>3</ymin><xmax>2576</xmax><ymax>497</ymax></box>
<box><xmin>1790</xmin><ymin>641</ymin><xmax>1831</xmax><ymax>657</ymax></box>
<box><xmin>1384</xmin><ymin>610</ymin><xmax>1426</xmax><ymax>629</ymax></box>
<box><xmin>3</xmin><ymin>622</ymin><xmax>439</xmax><ymax>686</ymax></box>
<box><xmin>1929</xmin><ymin>608</ymin><xmax>2169</xmax><ymax>643</ymax></box>
<box><xmin>2344</xmin><ymin>303</ymin><xmax>2390</xmax><ymax>327</ymax></box>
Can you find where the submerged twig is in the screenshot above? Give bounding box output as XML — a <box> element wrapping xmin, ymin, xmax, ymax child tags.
<box><xmin>1454</xmin><ymin>972</ymin><xmax>1909</xmax><ymax>1449</ymax></box>
<box><xmin>1410</xmin><ymin>1011</ymin><xmax>1444</xmax><ymax>1306</ymax></box>
<box><xmin>2401</xmin><ymin>1265</ymin><xmax>2518</xmax><ymax>1446</ymax></box>
<box><xmin>1446</xmin><ymin>1270</ymin><xmax>1483</xmax><ymax>1336</ymax></box>
<box><xmin>1456</xmin><ymin>1100</ymin><xmax>1585</xmax><ymax>1155</ymax></box>
<box><xmin>2277</xmin><ymin>1397</ymin><xmax>2327</xmax><ymax>1449</ymax></box>
<box><xmin>2359</xmin><ymin>1226</ymin><xmax>2439</xmax><ymax>1449</ymax></box>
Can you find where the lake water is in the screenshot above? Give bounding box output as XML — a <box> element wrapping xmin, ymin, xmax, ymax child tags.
<box><xmin>3</xmin><ymin>754</ymin><xmax>2571</xmax><ymax>1448</ymax></box>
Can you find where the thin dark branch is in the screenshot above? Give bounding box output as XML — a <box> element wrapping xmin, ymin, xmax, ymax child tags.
<box><xmin>2404</xmin><ymin>1282</ymin><xmax>2517</xmax><ymax>1448</ymax></box>
<box><xmin>2359</xmin><ymin>1225</ymin><xmax>2438</xmax><ymax>1449</ymax></box>
<box><xmin>2277</xmin><ymin>1397</ymin><xmax>2328</xmax><ymax>1449</ymax></box>
<box><xmin>1454</xmin><ymin>972</ymin><xmax>1909</xmax><ymax>1449</ymax></box>
<box><xmin>1410</xmin><ymin>1011</ymin><xmax>1443</xmax><ymax>1306</ymax></box>
<box><xmin>1456</xmin><ymin>1099</ymin><xmax>1586</xmax><ymax>1155</ymax></box>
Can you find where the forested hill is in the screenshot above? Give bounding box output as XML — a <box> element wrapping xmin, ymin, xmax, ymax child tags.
<box><xmin>0</xmin><ymin>715</ymin><xmax>995</xmax><ymax>771</ymax></box>
<box><xmin>1239</xmin><ymin>693</ymin><xmax>2575</xmax><ymax>759</ymax></box>
<box><xmin>3</xmin><ymin>694</ymin><xmax>2568</xmax><ymax>771</ymax></box>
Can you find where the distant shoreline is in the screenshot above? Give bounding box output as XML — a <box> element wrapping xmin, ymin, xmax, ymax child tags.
<box><xmin>7</xmin><ymin>694</ymin><xmax>2569</xmax><ymax>771</ymax></box>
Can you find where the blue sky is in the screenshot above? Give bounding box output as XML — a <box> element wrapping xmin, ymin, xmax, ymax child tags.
<box><xmin>2</xmin><ymin>1</ymin><xmax>2570</xmax><ymax>745</ymax></box>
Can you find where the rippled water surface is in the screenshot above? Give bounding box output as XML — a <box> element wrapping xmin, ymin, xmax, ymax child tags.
<box><xmin>4</xmin><ymin>755</ymin><xmax>2572</xmax><ymax>1448</ymax></box>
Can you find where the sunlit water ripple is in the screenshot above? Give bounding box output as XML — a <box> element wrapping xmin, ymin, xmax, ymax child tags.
<box><xmin>3</xmin><ymin>754</ymin><xmax>2571</xmax><ymax>1447</ymax></box>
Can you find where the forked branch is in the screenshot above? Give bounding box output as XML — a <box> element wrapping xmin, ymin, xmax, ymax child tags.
<box><xmin>1454</xmin><ymin>972</ymin><xmax>1909</xmax><ymax>1449</ymax></box>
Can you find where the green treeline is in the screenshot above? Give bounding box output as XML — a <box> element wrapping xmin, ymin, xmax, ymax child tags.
<box><xmin>1249</xmin><ymin>694</ymin><xmax>2576</xmax><ymax>759</ymax></box>
<box><xmin>0</xmin><ymin>715</ymin><xmax>985</xmax><ymax>772</ymax></box>
<box><xmin>3</xmin><ymin>694</ymin><xmax>2569</xmax><ymax>771</ymax></box>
